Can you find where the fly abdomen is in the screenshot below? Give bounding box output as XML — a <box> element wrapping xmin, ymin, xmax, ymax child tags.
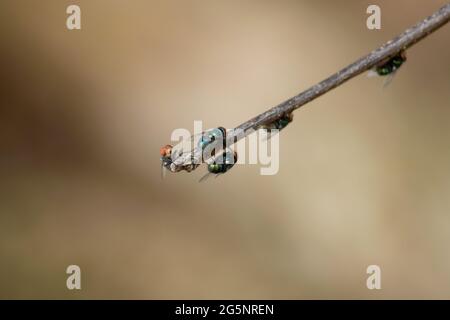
<box><xmin>207</xmin><ymin>150</ymin><xmax>238</xmax><ymax>174</ymax></box>
<box><xmin>375</xmin><ymin>50</ymin><xmax>407</xmax><ymax>76</ymax></box>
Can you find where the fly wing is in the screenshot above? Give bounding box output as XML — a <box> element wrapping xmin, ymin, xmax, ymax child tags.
<box><xmin>367</xmin><ymin>69</ymin><xmax>397</xmax><ymax>88</ymax></box>
<box><xmin>367</xmin><ymin>69</ymin><xmax>379</xmax><ymax>78</ymax></box>
<box><xmin>383</xmin><ymin>70</ymin><xmax>397</xmax><ymax>88</ymax></box>
<box><xmin>199</xmin><ymin>170</ymin><xmax>225</xmax><ymax>183</ymax></box>
<box><xmin>199</xmin><ymin>171</ymin><xmax>213</xmax><ymax>183</ymax></box>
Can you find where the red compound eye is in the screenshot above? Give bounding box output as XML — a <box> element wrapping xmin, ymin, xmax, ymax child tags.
<box><xmin>160</xmin><ymin>145</ymin><xmax>172</xmax><ymax>157</ymax></box>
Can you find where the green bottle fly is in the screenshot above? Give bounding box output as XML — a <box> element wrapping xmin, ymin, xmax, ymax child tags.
<box><xmin>207</xmin><ymin>150</ymin><xmax>238</xmax><ymax>174</ymax></box>
<box><xmin>375</xmin><ymin>50</ymin><xmax>407</xmax><ymax>76</ymax></box>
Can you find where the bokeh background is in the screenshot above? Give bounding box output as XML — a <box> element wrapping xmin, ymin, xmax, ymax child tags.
<box><xmin>1</xmin><ymin>0</ymin><xmax>450</xmax><ymax>299</ymax></box>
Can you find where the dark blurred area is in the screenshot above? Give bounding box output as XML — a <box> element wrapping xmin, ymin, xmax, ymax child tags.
<box><xmin>0</xmin><ymin>0</ymin><xmax>450</xmax><ymax>298</ymax></box>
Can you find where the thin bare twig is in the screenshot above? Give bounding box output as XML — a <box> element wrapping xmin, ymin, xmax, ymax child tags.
<box><xmin>171</xmin><ymin>3</ymin><xmax>450</xmax><ymax>171</ymax></box>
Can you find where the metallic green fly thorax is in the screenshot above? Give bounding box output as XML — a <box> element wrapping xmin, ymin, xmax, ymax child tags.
<box><xmin>375</xmin><ymin>50</ymin><xmax>407</xmax><ymax>76</ymax></box>
<box><xmin>198</xmin><ymin>127</ymin><xmax>227</xmax><ymax>151</ymax></box>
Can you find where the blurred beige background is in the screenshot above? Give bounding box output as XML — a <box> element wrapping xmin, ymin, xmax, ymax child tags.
<box><xmin>1</xmin><ymin>0</ymin><xmax>450</xmax><ymax>299</ymax></box>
